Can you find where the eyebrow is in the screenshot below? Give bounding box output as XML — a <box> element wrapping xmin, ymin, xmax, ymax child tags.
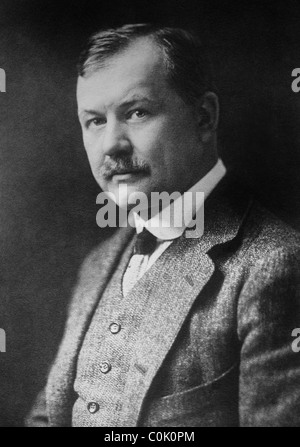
<box><xmin>78</xmin><ymin>109</ymin><xmax>102</xmax><ymax>118</ymax></box>
<box><xmin>120</xmin><ymin>95</ymin><xmax>158</xmax><ymax>107</ymax></box>
<box><xmin>78</xmin><ymin>95</ymin><xmax>159</xmax><ymax>118</ymax></box>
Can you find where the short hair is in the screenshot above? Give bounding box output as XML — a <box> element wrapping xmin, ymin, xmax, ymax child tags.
<box><xmin>77</xmin><ymin>23</ymin><xmax>216</xmax><ymax>105</ymax></box>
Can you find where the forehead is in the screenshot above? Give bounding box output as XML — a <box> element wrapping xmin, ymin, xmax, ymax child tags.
<box><xmin>77</xmin><ymin>37</ymin><xmax>172</xmax><ymax>111</ymax></box>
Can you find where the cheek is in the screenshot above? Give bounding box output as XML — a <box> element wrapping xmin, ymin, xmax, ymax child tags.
<box><xmin>83</xmin><ymin>133</ymin><xmax>96</xmax><ymax>154</ymax></box>
<box><xmin>83</xmin><ymin>134</ymin><xmax>103</xmax><ymax>165</ymax></box>
<box><xmin>146</xmin><ymin>122</ymin><xmax>182</xmax><ymax>170</ymax></box>
<box><xmin>133</xmin><ymin>122</ymin><xmax>170</xmax><ymax>166</ymax></box>
<box><xmin>150</xmin><ymin>120</ymin><xmax>199</xmax><ymax>187</ymax></box>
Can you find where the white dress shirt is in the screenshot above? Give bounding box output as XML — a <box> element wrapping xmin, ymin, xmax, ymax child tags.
<box><xmin>122</xmin><ymin>159</ymin><xmax>226</xmax><ymax>296</ymax></box>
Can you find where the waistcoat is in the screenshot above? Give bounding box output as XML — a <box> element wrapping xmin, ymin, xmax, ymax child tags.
<box><xmin>71</xmin><ymin>231</ymin><xmax>239</xmax><ymax>426</ymax></box>
<box><xmin>72</xmin><ymin>234</ymin><xmax>154</xmax><ymax>426</ymax></box>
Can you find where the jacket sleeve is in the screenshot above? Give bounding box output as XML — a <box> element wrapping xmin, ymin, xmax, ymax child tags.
<box><xmin>238</xmin><ymin>247</ymin><xmax>300</xmax><ymax>426</ymax></box>
<box><xmin>25</xmin><ymin>388</ymin><xmax>49</xmax><ymax>427</ymax></box>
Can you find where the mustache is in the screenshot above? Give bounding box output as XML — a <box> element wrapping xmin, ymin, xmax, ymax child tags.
<box><xmin>100</xmin><ymin>156</ymin><xmax>151</xmax><ymax>180</ymax></box>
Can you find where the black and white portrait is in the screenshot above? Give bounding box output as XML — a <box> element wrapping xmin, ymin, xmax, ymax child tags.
<box><xmin>0</xmin><ymin>0</ymin><xmax>300</xmax><ymax>429</ymax></box>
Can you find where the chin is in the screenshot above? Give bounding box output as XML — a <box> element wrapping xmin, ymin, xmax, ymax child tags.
<box><xmin>107</xmin><ymin>182</ymin><xmax>150</xmax><ymax>209</ymax></box>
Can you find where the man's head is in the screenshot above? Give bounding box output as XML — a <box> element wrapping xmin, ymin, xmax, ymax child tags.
<box><xmin>77</xmin><ymin>24</ymin><xmax>219</xmax><ymax>209</ymax></box>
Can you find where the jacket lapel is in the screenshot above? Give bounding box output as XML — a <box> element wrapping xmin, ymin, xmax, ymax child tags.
<box><xmin>46</xmin><ymin>226</ymin><xmax>135</xmax><ymax>426</ymax></box>
<box><xmin>119</xmin><ymin>180</ymin><xmax>253</xmax><ymax>426</ymax></box>
<box><xmin>119</xmin><ymin>235</ymin><xmax>215</xmax><ymax>426</ymax></box>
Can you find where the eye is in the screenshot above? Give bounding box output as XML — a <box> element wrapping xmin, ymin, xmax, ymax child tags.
<box><xmin>86</xmin><ymin>117</ymin><xmax>106</xmax><ymax>129</ymax></box>
<box><xmin>129</xmin><ymin>109</ymin><xmax>148</xmax><ymax>120</ymax></box>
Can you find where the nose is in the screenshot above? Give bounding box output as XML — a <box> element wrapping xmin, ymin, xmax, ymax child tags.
<box><xmin>101</xmin><ymin>118</ymin><xmax>132</xmax><ymax>157</ymax></box>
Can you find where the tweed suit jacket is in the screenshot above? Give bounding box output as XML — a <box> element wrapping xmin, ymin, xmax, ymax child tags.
<box><xmin>26</xmin><ymin>178</ymin><xmax>300</xmax><ymax>427</ymax></box>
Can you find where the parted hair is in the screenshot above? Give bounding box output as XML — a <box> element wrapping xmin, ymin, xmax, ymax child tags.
<box><xmin>77</xmin><ymin>23</ymin><xmax>216</xmax><ymax>105</ymax></box>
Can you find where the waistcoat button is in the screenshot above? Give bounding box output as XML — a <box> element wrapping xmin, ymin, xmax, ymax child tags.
<box><xmin>99</xmin><ymin>361</ymin><xmax>111</xmax><ymax>374</ymax></box>
<box><xmin>87</xmin><ymin>402</ymin><xmax>99</xmax><ymax>414</ymax></box>
<box><xmin>109</xmin><ymin>323</ymin><xmax>121</xmax><ymax>334</ymax></box>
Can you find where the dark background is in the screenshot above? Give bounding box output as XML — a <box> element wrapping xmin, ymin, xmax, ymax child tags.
<box><xmin>0</xmin><ymin>0</ymin><xmax>300</xmax><ymax>426</ymax></box>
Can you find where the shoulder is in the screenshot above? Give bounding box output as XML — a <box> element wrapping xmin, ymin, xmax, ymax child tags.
<box><xmin>210</xmin><ymin>178</ymin><xmax>300</xmax><ymax>291</ymax></box>
<box><xmin>245</xmin><ymin>200</ymin><xmax>300</xmax><ymax>251</ymax></box>
<box><xmin>230</xmin><ymin>200</ymin><xmax>300</xmax><ymax>321</ymax></box>
<box><xmin>78</xmin><ymin>226</ymin><xmax>134</xmax><ymax>277</ymax></box>
<box><xmin>238</xmin><ymin>199</ymin><xmax>300</xmax><ymax>268</ymax></box>
<box><xmin>67</xmin><ymin>226</ymin><xmax>134</xmax><ymax>314</ymax></box>
<box><xmin>206</xmin><ymin>174</ymin><xmax>300</xmax><ymax>272</ymax></box>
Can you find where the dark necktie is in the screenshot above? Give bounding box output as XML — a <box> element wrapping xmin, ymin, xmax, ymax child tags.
<box><xmin>123</xmin><ymin>229</ymin><xmax>157</xmax><ymax>296</ymax></box>
<box><xmin>134</xmin><ymin>228</ymin><xmax>157</xmax><ymax>255</ymax></box>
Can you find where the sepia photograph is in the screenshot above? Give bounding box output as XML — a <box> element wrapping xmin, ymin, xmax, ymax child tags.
<box><xmin>0</xmin><ymin>0</ymin><xmax>299</xmax><ymax>429</ymax></box>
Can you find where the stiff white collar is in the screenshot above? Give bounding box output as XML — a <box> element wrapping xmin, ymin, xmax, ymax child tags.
<box><xmin>131</xmin><ymin>158</ymin><xmax>226</xmax><ymax>241</ymax></box>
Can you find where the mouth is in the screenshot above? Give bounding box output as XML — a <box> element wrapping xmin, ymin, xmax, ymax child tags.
<box><xmin>110</xmin><ymin>170</ymin><xmax>149</xmax><ymax>183</ymax></box>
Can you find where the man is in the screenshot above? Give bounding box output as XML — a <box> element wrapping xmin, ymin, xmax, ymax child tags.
<box><xmin>27</xmin><ymin>24</ymin><xmax>300</xmax><ymax>427</ymax></box>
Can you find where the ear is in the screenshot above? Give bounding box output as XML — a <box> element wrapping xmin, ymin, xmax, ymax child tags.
<box><xmin>196</xmin><ymin>91</ymin><xmax>219</xmax><ymax>143</ymax></box>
